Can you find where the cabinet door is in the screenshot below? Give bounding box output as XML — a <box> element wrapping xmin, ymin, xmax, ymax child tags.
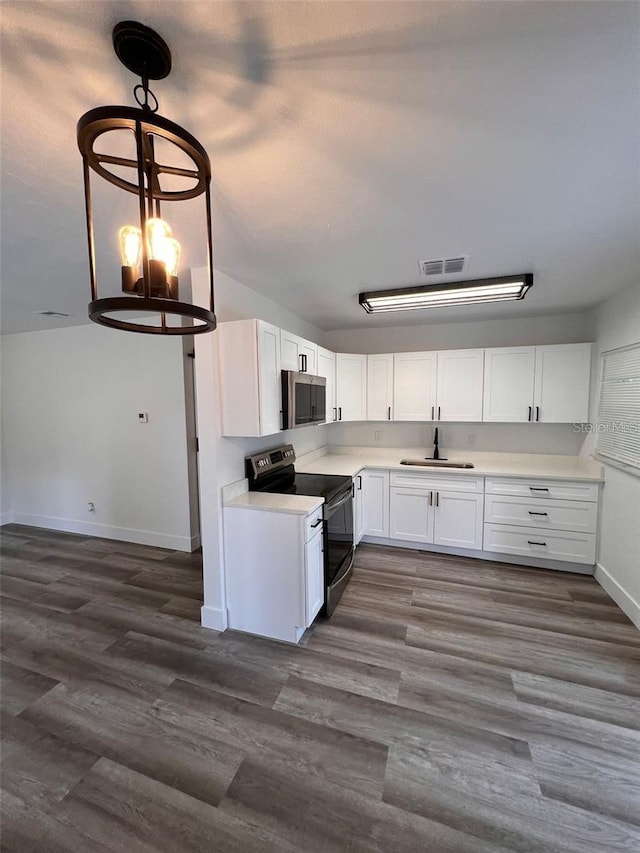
<box><xmin>354</xmin><ymin>474</ymin><xmax>364</xmax><ymax>545</ymax></box>
<box><xmin>336</xmin><ymin>354</ymin><xmax>367</xmax><ymax>421</ymax></box>
<box><xmin>389</xmin><ymin>487</ymin><xmax>434</xmax><ymax>543</ymax></box>
<box><xmin>317</xmin><ymin>347</ymin><xmax>337</xmax><ymax>424</ymax></box>
<box><xmin>433</xmin><ymin>490</ymin><xmax>484</xmax><ymax>550</ymax></box>
<box><xmin>533</xmin><ymin>344</ymin><xmax>592</xmax><ymax>423</ymax></box>
<box><xmin>257</xmin><ymin>321</ymin><xmax>283</xmax><ymax>435</ymax></box>
<box><xmin>393</xmin><ymin>352</ymin><xmax>437</xmax><ymax>421</ymax></box>
<box><xmin>367</xmin><ymin>354</ymin><xmax>394</xmax><ymax>421</ymax></box>
<box><xmin>483</xmin><ymin>347</ymin><xmax>535</xmax><ymax>422</ymax></box>
<box><xmin>305</xmin><ymin>527</ymin><xmax>324</xmax><ymax>626</ymax></box>
<box><xmin>361</xmin><ymin>470</ymin><xmax>390</xmax><ymax>537</ymax></box>
<box><xmin>436</xmin><ymin>349</ymin><xmax>484</xmax><ymax>421</ymax></box>
<box><xmin>281</xmin><ymin>330</ymin><xmax>318</xmax><ymax>374</ymax></box>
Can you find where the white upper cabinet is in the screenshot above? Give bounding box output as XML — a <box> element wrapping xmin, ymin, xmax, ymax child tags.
<box><xmin>218</xmin><ymin>319</ymin><xmax>282</xmax><ymax>436</ymax></box>
<box><xmin>483</xmin><ymin>343</ymin><xmax>592</xmax><ymax>423</ymax></box>
<box><xmin>393</xmin><ymin>352</ymin><xmax>437</xmax><ymax>421</ymax></box>
<box><xmin>534</xmin><ymin>344</ymin><xmax>592</xmax><ymax>423</ymax></box>
<box><xmin>280</xmin><ymin>329</ymin><xmax>318</xmax><ymax>375</ymax></box>
<box><xmin>317</xmin><ymin>347</ymin><xmax>337</xmax><ymax>424</ymax></box>
<box><xmin>367</xmin><ymin>354</ymin><xmax>394</xmax><ymax>421</ymax></box>
<box><xmin>336</xmin><ymin>354</ymin><xmax>367</xmax><ymax>421</ymax></box>
<box><xmin>436</xmin><ymin>349</ymin><xmax>484</xmax><ymax>422</ymax></box>
<box><xmin>483</xmin><ymin>347</ymin><xmax>536</xmax><ymax>422</ymax></box>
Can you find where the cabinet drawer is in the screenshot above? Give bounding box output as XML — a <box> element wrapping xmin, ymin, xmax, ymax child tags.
<box><xmin>305</xmin><ymin>508</ymin><xmax>324</xmax><ymax>542</ymax></box>
<box><xmin>485</xmin><ymin>477</ymin><xmax>599</xmax><ymax>503</ymax></box>
<box><xmin>483</xmin><ymin>523</ymin><xmax>596</xmax><ymax>564</ymax></box>
<box><xmin>390</xmin><ymin>472</ymin><xmax>483</xmax><ymax>493</ymax></box>
<box><xmin>484</xmin><ymin>495</ymin><xmax>598</xmax><ymax>534</ymax></box>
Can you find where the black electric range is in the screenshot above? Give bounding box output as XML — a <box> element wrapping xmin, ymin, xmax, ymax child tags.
<box><xmin>245</xmin><ymin>445</ymin><xmax>354</xmax><ymax>615</ymax></box>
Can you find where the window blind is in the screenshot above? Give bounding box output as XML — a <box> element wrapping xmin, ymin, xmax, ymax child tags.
<box><xmin>595</xmin><ymin>342</ymin><xmax>640</xmax><ymax>471</ymax></box>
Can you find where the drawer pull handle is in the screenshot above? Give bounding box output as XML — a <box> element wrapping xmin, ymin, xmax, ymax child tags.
<box><xmin>527</xmin><ymin>540</ymin><xmax>547</xmax><ymax>546</ymax></box>
<box><xmin>529</xmin><ymin>487</ymin><xmax>549</xmax><ymax>491</ymax></box>
<box><xmin>528</xmin><ymin>511</ymin><xmax>548</xmax><ymax>516</ymax></box>
<box><xmin>310</xmin><ymin>518</ymin><xmax>323</xmax><ymax>528</ymax></box>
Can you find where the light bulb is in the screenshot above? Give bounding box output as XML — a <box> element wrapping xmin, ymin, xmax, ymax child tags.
<box><xmin>119</xmin><ymin>225</ymin><xmax>141</xmax><ymax>269</ymax></box>
<box><xmin>163</xmin><ymin>238</ymin><xmax>181</xmax><ymax>277</ymax></box>
<box><xmin>146</xmin><ymin>217</ymin><xmax>172</xmax><ymax>262</ymax></box>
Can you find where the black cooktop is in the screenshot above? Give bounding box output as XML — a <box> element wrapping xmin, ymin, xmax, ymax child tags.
<box><xmin>267</xmin><ymin>471</ymin><xmax>351</xmax><ymax>502</ymax></box>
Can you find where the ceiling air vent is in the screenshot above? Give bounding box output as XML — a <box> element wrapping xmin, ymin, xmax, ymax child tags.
<box><xmin>37</xmin><ymin>310</ymin><xmax>72</xmax><ymax>318</ymax></box>
<box><xmin>419</xmin><ymin>255</ymin><xmax>470</xmax><ymax>277</ymax></box>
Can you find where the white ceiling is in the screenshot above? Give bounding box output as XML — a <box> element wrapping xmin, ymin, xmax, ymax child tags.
<box><xmin>1</xmin><ymin>1</ymin><xmax>639</xmax><ymax>334</ymax></box>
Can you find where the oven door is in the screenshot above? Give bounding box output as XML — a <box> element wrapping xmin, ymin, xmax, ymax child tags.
<box><xmin>323</xmin><ymin>484</ymin><xmax>355</xmax><ymax>615</ymax></box>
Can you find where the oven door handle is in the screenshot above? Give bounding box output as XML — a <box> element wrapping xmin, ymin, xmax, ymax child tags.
<box><xmin>325</xmin><ymin>489</ymin><xmax>353</xmax><ymax>515</ymax></box>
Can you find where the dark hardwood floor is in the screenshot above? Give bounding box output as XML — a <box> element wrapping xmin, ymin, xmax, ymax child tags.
<box><xmin>1</xmin><ymin>523</ymin><xmax>639</xmax><ymax>852</ymax></box>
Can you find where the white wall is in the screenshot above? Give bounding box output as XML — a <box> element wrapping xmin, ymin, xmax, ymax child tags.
<box><xmin>325</xmin><ymin>310</ymin><xmax>595</xmax><ymax>353</ymax></box>
<box><xmin>328</xmin><ymin>421</ymin><xmax>585</xmax><ymax>455</ymax></box>
<box><xmin>191</xmin><ymin>268</ymin><xmax>327</xmax><ymax>630</ymax></box>
<box><xmin>1</xmin><ymin>324</ymin><xmax>195</xmax><ymax>550</ymax></box>
<box><xmin>590</xmin><ymin>280</ymin><xmax>640</xmax><ymax>627</ymax></box>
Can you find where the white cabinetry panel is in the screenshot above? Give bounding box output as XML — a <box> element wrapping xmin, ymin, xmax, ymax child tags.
<box><xmin>484</xmin><ymin>524</ymin><xmax>596</xmax><ymax>564</ymax></box>
<box><xmin>305</xmin><ymin>527</ymin><xmax>324</xmax><ymax>625</ymax></box>
<box><xmin>485</xmin><ymin>495</ymin><xmax>598</xmax><ymax>533</ymax></box>
<box><xmin>336</xmin><ymin>354</ymin><xmax>367</xmax><ymax>422</ymax></box>
<box><xmin>318</xmin><ymin>347</ymin><xmax>337</xmax><ymax>424</ymax></box>
<box><xmin>483</xmin><ymin>347</ymin><xmax>536</xmax><ymax>422</ymax></box>
<box><xmin>436</xmin><ymin>349</ymin><xmax>484</xmax><ymax>421</ymax></box>
<box><xmin>434</xmin><ymin>491</ymin><xmax>484</xmax><ymax>550</ymax></box>
<box><xmin>485</xmin><ymin>478</ymin><xmax>599</xmax><ymax>503</ymax></box>
<box><xmin>389</xmin><ymin>487</ymin><xmax>433</xmax><ymax>543</ymax></box>
<box><xmin>354</xmin><ymin>474</ymin><xmax>364</xmax><ymax>545</ymax></box>
<box><xmin>393</xmin><ymin>352</ymin><xmax>437</xmax><ymax>421</ymax></box>
<box><xmin>367</xmin><ymin>354</ymin><xmax>394</xmax><ymax>421</ymax></box>
<box><xmin>281</xmin><ymin>329</ymin><xmax>318</xmax><ymax>374</ymax></box>
<box><xmin>361</xmin><ymin>470</ymin><xmax>389</xmax><ymax>537</ymax></box>
<box><xmin>533</xmin><ymin>344</ymin><xmax>592</xmax><ymax>423</ymax></box>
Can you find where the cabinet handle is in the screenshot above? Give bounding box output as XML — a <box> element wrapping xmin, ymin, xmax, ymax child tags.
<box><xmin>388</xmin><ymin>406</ymin><xmax>391</xmax><ymax>420</ymax></box>
<box><xmin>527</xmin><ymin>540</ymin><xmax>547</xmax><ymax>546</ymax></box>
<box><xmin>529</xmin><ymin>486</ymin><xmax>549</xmax><ymax>491</ymax></box>
<box><xmin>358</xmin><ymin>475</ymin><xmax>362</xmax><ymax>490</ymax></box>
<box><xmin>438</xmin><ymin>406</ymin><xmax>441</xmax><ymax>420</ymax></box>
<box><xmin>528</xmin><ymin>406</ymin><xmax>532</xmax><ymax>421</ymax></box>
<box><xmin>435</xmin><ymin>491</ymin><xmax>439</xmax><ymax>507</ymax></box>
<box><xmin>431</xmin><ymin>406</ymin><xmax>435</xmax><ymax>420</ymax></box>
<box><xmin>429</xmin><ymin>491</ymin><xmax>433</xmax><ymax>506</ymax></box>
<box><xmin>536</xmin><ymin>406</ymin><xmax>540</xmax><ymax>422</ymax></box>
<box><xmin>333</xmin><ymin>407</ymin><xmax>337</xmax><ymax>422</ymax></box>
<box><xmin>300</xmin><ymin>353</ymin><xmax>308</xmax><ymax>373</ymax></box>
<box><xmin>310</xmin><ymin>518</ymin><xmax>323</xmax><ymax>528</ymax></box>
<box><xmin>528</xmin><ymin>511</ymin><xmax>548</xmax><ymax>516</ymax></box>
<box><xmin>338</xmin><ymin>407</ymin><xmax>342</xmax><ymax>421</ymax></box>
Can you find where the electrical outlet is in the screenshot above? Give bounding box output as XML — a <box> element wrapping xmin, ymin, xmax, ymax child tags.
<box><xmin>374</xmin><ymin>430</ymin><xmax>382</xmax><ymax>442</ymax></box>
<box><xmin>467</xmin><ymin>433</ymin><xmax>477</xmax><ymax>447</ymax></box>
<box><xmin>87</xmin><ymin>501</ymin><xmax>95</xmax><ymax>512</ymax></box>
<box><xmin>138</xmin><ymin>412</ymin><xmax>148</xmax><ymax>423</ymax></box>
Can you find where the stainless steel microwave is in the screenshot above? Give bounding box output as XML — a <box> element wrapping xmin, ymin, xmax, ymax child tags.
<box><xmin>281</xmin><ymin>371</ymin><xmax>326</xmax><ymax>429</ymax></box>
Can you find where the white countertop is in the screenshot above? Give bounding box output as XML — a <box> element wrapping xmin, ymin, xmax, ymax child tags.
<box><xmin>224</xmin><ymin>491</ymin><xmax>324</xmax><ymax>515</ymax></box>
<box><xmin>296</xmin><ymin>446</ymin><xmax>604</xmax><ymax>483</ymax></box>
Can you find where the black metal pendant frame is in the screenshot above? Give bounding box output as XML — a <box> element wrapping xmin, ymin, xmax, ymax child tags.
<box><xmin>77</xmin><ymin>22</ymin><xmax>216</xmax><ymax>335</ymax></box>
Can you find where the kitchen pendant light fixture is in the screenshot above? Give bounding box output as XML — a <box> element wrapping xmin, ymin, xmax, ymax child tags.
<box><xmin>77</xmin><ymin>21</ymin><xmax>216</xmax><ymax>334</ymax></box>
<box><xmin>359</xmin><ymin>274</ymin><xmax>533</xmax><ymax>314</ymax></box>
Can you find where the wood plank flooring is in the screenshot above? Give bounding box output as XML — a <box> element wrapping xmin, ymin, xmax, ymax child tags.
<box><xmin>1</xmin><ymin>523</ymin><xmax>639</xmax><ymax>852</ymax></box>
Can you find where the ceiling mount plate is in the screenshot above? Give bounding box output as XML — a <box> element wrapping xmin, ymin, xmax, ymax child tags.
<box><xmin>112</xmin><ymin>21</ymin><xmax>172</xmax><ymax>80</ymax></box>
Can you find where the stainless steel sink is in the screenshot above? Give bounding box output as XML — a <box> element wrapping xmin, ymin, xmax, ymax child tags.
<box><xmin>400</xmin><ymin>459</ymin><xmax>475</xmax><ymax>469</ymax></box>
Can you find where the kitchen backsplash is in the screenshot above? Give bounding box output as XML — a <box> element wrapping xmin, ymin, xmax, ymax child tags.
<box><xmin>326</xmin><ymin>421</ymin><xmax>588</xmax><ymax>456</ymax></box>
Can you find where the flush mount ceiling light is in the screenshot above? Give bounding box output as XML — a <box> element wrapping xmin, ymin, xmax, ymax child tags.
<box><xmin>359</xmin><ymin>274</ymin><xmax>533</xmax><ymax>314</ymax></box>
<box><xmin>77</xmin><ymin>21</ymin><xmax>216</xmax><ymax>334</ymax></box>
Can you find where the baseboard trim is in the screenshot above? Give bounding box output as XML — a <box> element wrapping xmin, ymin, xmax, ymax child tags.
<box><xmin>190</xmin><ymin>533</ymin><xmax>201</xmax><ymax>551</ymax></box>
<box><xmin>9</xmin><ymin>512</ymin><xmax>193</xmax><ymax>552</ymax></box>
<box><xmin>595</xmin><ymin>562</ymin><xmax>640</xmax><ymax>629</ymax></box>
<box><xmin>0</xmin><ymin>511</ymin><xmax>14</xmax><ymax>527</ymax></box>
<box><xmin>360</xmin><ymin>536</ymin><xmax>594</xmax><ymax>575</ymax></box>
<box><xmin>201</xmin><ymin>605</ymin><xmax>227</xmax><ymax>632</ymax></box>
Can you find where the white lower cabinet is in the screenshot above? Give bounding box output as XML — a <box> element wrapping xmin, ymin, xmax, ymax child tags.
<box><xmin>388</xmin><ymin>473</ymin><xmax>484</xmax><ymax>550</ymax></box>
<box><xmin>361</xmin><ymin>470</ymin><xmax>390</xmax><ymax>537</ymax></box>
<box><xmin>483</xmin><ymin>524</ymin><xmax>596</xmax><ymax>564</ymax></box>
<box><xmin>354</xmin><ymin>474</ymin><xmax>364</xmax><ymax>545</ymax></box>
<box><xmin>224</xmin><ymin>503</ymin><xmax>324</xmax><ymax>643</ymax></box>
<box><xmin>305</xmin><ymin>526</ymin><xmax>324</xmax><ymax>625</ymax></box>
